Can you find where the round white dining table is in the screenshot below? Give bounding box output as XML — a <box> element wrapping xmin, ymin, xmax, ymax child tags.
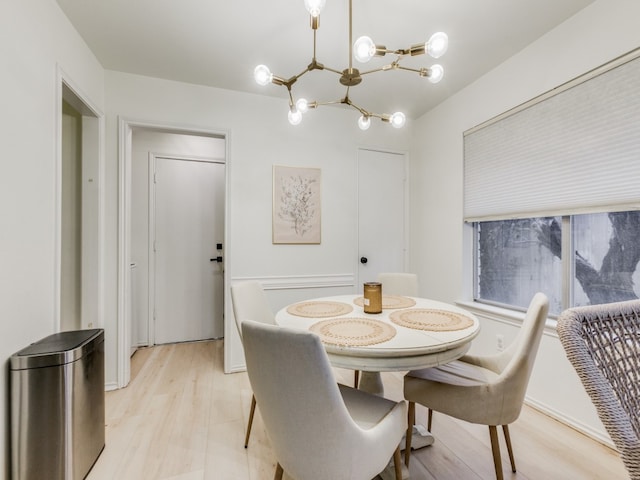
<box><xmin>275</xmin><ymin>294</ymin><xmax>480</xmax><ymax>396</ymax></box>
<box><xmin>277</xmin><ymin>293</ymin><xmax>480</xmax><ymax>478</ymax></box>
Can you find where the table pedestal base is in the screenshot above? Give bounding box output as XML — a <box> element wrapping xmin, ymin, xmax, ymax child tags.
<box><xmin>358</xmin><ymin>371</ymin><xmax>384</xmax><ymax>396</ymax></box>
<box><xmin>404</xmin><ymin>424</ymin><xmax>435</xmax><ymax>449</ymax></box>
<box><xmin>379</xmin><ymin>426</ymin><xmax>434</xmax><ymax>480</ymax></box>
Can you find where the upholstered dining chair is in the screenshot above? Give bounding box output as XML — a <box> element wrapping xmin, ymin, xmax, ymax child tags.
<box><xmin>377</xmin><ymin>272</ymin><xmax>419</xmax><ymax>297</ymax></box>
<box><xmin>242</xmin><ymin>320</ymin><xmax>407</xmax><ymax>480</ymax></box>
<box><xmin>230</xmin><ymin>280</ymin><xmax>276</xmax><ymax>448</ymax></box>
<box><xmin>557</xmin><ymin>300</ymin><xmax>640</xmax><ymax>479</ymax></box>
<box><xmin>403</xmin><ymin>292</ymin><xmax>549</xmax><ymax>480</ymax></box>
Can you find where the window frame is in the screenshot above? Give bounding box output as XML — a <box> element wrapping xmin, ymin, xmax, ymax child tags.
<box><xmin>471</xmin><ymin>213</ymin><xmax>640</xmax><ymax>317</ymax></box>
<box><xmin>471</xmin><ymin>217</ymin><xmax>571</xmax><ymax>317</ymax></box>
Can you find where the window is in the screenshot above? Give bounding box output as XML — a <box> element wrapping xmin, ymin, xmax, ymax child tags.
<box><xmin>572</xmin><ymin>211</ymin><xmax>640</xmax><ymax>307</ymax></box>
<box><xmin>475</xmin><ymin>211</ymin><xmax>640</xmax><ymax>315</ymax></box>
<box><xmin>475</xmin><ymin>217</ymin><xmax>562</xmax><ymax>313</ymax></box>
<box><xmin>465</xmin><ymin>50</ymin><xmax>640</xmax><ymax>316</ymax></box>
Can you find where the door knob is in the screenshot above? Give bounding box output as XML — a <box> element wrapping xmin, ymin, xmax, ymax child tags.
<box><xmin>210</xmin><ymin>256</ymin><xmax>223</xmax><ymax>263</ymax></box>
<box><xmin>360</xmin><ymin>257</ymin><xmax>368</xmax><ymax>264</ymax></box>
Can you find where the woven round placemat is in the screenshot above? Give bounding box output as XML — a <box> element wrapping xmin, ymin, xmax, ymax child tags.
<box><xmin>286</xmin><ymin>301</ymin><xmax>353</xmax><ymax>318</ymax></box>
<box><xmin>309</xmin><ymin>317</ymin><xmax>397</xmax><ymax>346</ymax></box>
<box><xmin>390</xmin><ymin>309</ymin><xmax>474</xmax><ymax>331</ymax></box>
<box><xmin>353</xmin><ymin>295</ymin><xmax>416</xmax><ymax>309</ymax></box>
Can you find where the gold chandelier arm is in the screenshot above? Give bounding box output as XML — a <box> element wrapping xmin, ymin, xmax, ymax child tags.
<box><xmin>279</xmin><ymin>64</ymin><xmax>316</xmax><ymax>88</ymax></box>
<box><xmin>359</xmin><ymin>64</ymin><xmax>397</xmax><ymax>76</ymax></box>
<box><xmin>288</xmin><ymin>68</ymin><xmax>311</xmax><ymax>84</ymax></box>
<box><xmin>312</xmin><ymin>99</ymin><xmax>345</xmax><ymax>107</ymax></box>
<box><xmin>395</xmin><ymin>65</ymin><xmax>430</xmax><ymax>76</ymax></box>
<box><xmin>313</xmin><ymin>25</ymin><xmax>318</xmax><ymax>60</ymax></box>
<box><xmin>287</xmin><ymin>87</ymin><xmax>295</xmax><ymax>107</ymax></box>
<box><xmin>347</xmin><ymin>102</ymin><xmax>370</xmax><ymax>116</ymax></box>
<box><xmin>342</xmin><ymin>96</ymin><xmax>387</xmax><ymax>119</ymax></box>
<box><xmin>322</xmin><ymin>65</ymin><xmax>345</xmax><ymax>76</ymax></box>
<box><xmin>305</xmin><ymin>94</ymin><xmax>390</xmax><ymax>121</ymax></box>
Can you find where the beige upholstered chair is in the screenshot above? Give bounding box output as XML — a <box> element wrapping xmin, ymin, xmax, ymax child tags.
<box><xmin>377</xmin><ymin>272</ymin><xmax>419</xmax><ymax>297</ymax></box>
<box><xmin>557</xmin><ymin>300</ymin><xmax>640</xmax><ymax>479</ymax></box>
<box><xmin>230</xmin><ymin>280</ymin><xmax>276</xmax><ymax>448</ymax></box>
<box><xmin>242</xmin><ymin>320</ymin><xmax>407</xmax><ymax>480</ymax></box>
<box><xmin>403</xmin><ymin>292</ymin><xmax>549</xmax><ymax>480</ymax></box>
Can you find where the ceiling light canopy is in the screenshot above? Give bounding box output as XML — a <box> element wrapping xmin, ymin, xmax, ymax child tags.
<box><xmin>254</xmin><ymin>0</ymin><xmax>448</xmax><ymax>129</ymax></box>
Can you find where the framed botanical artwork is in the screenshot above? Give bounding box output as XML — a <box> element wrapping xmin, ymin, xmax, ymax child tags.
<box><xmin>272</xmin><ymin>165</ymin><xmax>321</xmax><ymax>244</ymax></box>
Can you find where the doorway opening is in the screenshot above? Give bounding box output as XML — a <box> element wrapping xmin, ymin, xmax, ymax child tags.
<box><xmin>58</xmin><ymin>79</ymin><xmax>103</xmax><ymax>333</ymax></box>
<box><xmin>119</xmin><ymin>121</ymin><xmax>228</xmax><ymax>388</ymax></box>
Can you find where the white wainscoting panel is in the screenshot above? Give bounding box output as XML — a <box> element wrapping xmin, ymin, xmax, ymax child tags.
<box><xmin>225</xmin><ymin>273</ymin><xmax>356</xmax><ymax>373</ymax></box>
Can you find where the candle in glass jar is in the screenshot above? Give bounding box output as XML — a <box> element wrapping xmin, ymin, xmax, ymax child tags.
<box><xmin>363</xmin><ymin>282</ymin><xmax>382</xmax><ymax>314</ymax></box>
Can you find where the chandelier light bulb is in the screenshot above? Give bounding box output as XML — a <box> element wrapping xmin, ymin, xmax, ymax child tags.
<box><xmin>390</xmin><ymin>112</ymin><xmax>406</xmax><ymax>129</ymax></box>
<box><xmin>296</xmin><ymin>98</ymin><xmax>309</xmax><ymax>113</ymax></box>
<box><xmin>288</xmin><ymin>108</ymin><xmax>303</xmax><ymax>125</ymax></box>
<box><xmin>353</xmin><ymin>36</ymin><xmax>376</xmax><ymax>63</ymax></box>
<box><xmin>304</xmin><ymin>0</ymin><xmax>326</xmax><ymax>17</ymax></box>
<box><xmin>428</xmin><ymin>64</ymin><xmax>444</xmax><ymax>84</ymax></box>
<box><xmin>358</xmin><ymin>115</ymin><xmax>371</xmax><ymax>130</ymax></box>
<box><xmin>254</xmin><ymin>64</ymin><xmax>272</xmax><ymax>86</ymax></box>
<box><xmin>426</xmin><ymin>32</ymin><xmax>448</xmax><ymax>58</ymax></box>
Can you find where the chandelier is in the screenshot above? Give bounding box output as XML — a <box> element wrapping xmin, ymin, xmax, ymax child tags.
<box><xmin>254</xmin><ymin>0</ymin><xmax>448</xmax><ymax>130</ymax></box>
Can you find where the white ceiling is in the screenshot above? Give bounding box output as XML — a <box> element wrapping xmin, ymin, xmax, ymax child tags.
<box><xmin>56</xmin><ymin>0</ymin><xmax>595</xmax><ymax>120</ymax></box>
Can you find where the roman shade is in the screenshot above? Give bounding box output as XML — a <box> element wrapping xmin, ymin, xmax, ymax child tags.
<box><xmin>464</xmin><ymin>48</ymin><xmax>640</xmax><ymax>222</ymax></box>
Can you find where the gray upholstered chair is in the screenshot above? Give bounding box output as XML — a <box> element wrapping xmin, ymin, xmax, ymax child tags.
<box><xmin>557</xmin><ymin>300</ymin><xmax>640</xmax><ymax>479</ymax></box>
<box><xmin>230</xmin><ymin>280</ymin><xmax>276</xmax><ymax>448</ymax></box>
<box><xmin>377</xmin><ymin>272</ymin><xmax>419</xmax><ymax>297</ymax></box>
<box><xmin>242</xmin><ymin>320</ymin><xmax>407</xmax><ymax>480</ymax></box>
<box><xmin>403</xmin><ymin>292</ymin><xmax>549</xmax><ymax>480</ymax></box>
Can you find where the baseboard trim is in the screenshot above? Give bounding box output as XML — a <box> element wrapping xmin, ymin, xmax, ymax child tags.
<box><xmin>105</xmin><ymin>381</ymin><xmax>119</xmax><ymax>392</ymax></box>
<box><xmin>524</xmin><ymin>396</ymin><xmax>614</xmax><ymax>448</ymax></box>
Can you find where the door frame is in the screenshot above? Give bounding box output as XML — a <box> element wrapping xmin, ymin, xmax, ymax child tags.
<box><xmin>355</xmin><ymin>147</ymin><xmax>410</xmax><ymax>286</ymax></box>
<box><xmin>55</xmin><ymin>67</ymin><xmax>105</xmax><ymax>333</ymax></box>
<box><xmin>147</xmin><ymin>152</ymin><xmax>226</xmax><ymax>346</ymax></box>
<box><xmin>118</xmin><ymin>118</ymin><xmax>230</xmax><ymax>388</ymax></box>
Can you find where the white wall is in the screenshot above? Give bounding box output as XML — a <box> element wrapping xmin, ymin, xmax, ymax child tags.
<box><xmin>0</xmin><ymin>0</ymin><xmax>105</xmax><ymax>475</ymax></box>
<box><xmin>410</xmin><ymin>0</ymin><xmax>640</xmax><ymax>444</ymax></box>
<box><xmin>104</xmin><ymin>71</ymin><xmax>412</xmax><ymax>380</ymax></box>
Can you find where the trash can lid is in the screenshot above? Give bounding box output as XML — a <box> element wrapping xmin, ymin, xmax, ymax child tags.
<box><xmin>10</xmin><ymin>329</ymin><xmax>104</xmax><ymax>370</ymax></box>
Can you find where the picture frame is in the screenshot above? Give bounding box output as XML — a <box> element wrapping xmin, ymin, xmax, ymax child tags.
<box><xmin>272</xmin><ymin>165</ymin><xmax>321</xmax><ymax>244</ymax></box>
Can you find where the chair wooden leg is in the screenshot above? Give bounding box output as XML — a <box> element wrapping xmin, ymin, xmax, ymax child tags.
<box><xmin>274</xmin><ymin>463</ymin><xmax>284</xmax><ymax>480</ymax></box>
<box><xmin>393</xmin><ymin>446</ymin><xmax>403</xmax><ymax>479</ymax></box>
<box><xmin>245</xmin><ymin>394</ymin><xmax>256</xmax><ymax>448</ymax></box>
<box><xmin>354</xmin><ymin>370</ymin><xmax>360</xmax><ymax>389</ymax></box>
<box><xmin>405</xmin><ymin>401</ymin><xmax>415</xmax><ymax>466</ymax></box>
<box><xmin>427</xmin><ymin>408</ymin><xmax>433</xmax><ymax>431</ymax></box>
<box><xmin>488</xmin><ymin>425</ymin><xmax>504</xmax><ymax>480</ymax></box>
<box><xmin>502</xmin><ymin>424</ymin><xmax>516</xmax><ymax>472</ymax></box>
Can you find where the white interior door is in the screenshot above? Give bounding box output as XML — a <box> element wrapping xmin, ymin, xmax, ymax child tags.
<box><xmin>154</xmin><ymin>156</ymin><xmax>225</xmax><ymax>344</ymax></box>
<box><xmin>358</xmin><ymin>149</ymin><xmax>407</xmax><ymax>284</ymax></box>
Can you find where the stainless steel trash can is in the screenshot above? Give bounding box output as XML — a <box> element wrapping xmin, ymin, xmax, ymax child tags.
<box><xmin>10</xmin><ymin>329</ymin><xmax>105</xmax><ymax>480</ymax></box>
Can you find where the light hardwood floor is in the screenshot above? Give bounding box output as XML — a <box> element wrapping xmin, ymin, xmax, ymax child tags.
<box><xmin>87</xmin><ymin>340</ymin><xmax>628</xmax><ymax>480</ymax></box>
